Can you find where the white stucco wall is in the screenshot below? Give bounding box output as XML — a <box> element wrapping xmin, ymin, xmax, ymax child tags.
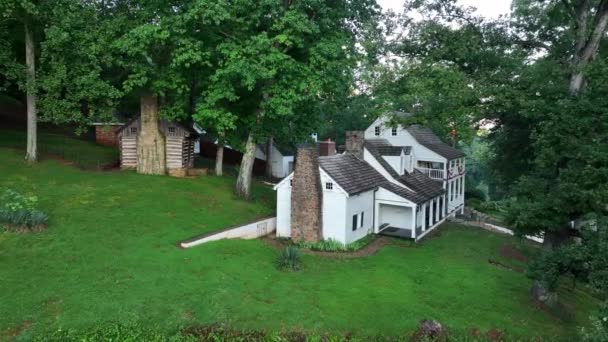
<box><xmin>320</xmin><ymin>171</ymin><xmax>348</xmax><ymax>242</ymax></box>
<box><xmin>344</xmin><ymin>190</ymin><xmax>375</xmax><ymax>244</ymax></box>
<box><xmin>382</xmin><ymin>155</ymin><xmax>403</xmax><ymax>175</ymax></box>
<box><xmin>364</xmin><ymin>116</ymin><xmax>410</xmax><ymax>146</ymax></box>
<box><xmin>379</xmin><ymin>204</ymin><xmax>413</xmax><ymax>230</ymax></box>
<box><xmin>276</xmin><ymin>175</ymin><xmax>293</xmax><ymax>238</ymax></box>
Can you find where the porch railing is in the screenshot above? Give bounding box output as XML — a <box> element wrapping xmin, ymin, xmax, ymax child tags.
<box><xmin>416</xmin><ymin>167</ymin><xmax>444</xmax><ymax>180</ymax></box>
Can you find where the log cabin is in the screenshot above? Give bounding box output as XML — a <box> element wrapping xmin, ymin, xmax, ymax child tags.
<box><xmin>118</xmin><ymin>118</ymin><xmax>199</xmax><ymax>172</ymax></box>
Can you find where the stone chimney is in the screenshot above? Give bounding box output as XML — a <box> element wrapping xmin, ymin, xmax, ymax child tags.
<box><xmin>319</xmin><ymin>139</ymin><xmax>336</xmax><ymax>157</ymax></box>
<box><xmin>291</xmin><ymin>146</ymin><xmax>323</xmax><ymax>243</ymax></box>
<box><xmin>345</xmin><ymin>131</ymin><xmax>365</xmax><ymax>158</ymax></box>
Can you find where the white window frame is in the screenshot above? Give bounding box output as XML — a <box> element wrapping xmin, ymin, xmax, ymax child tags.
<box><xmin>391</xmin><ymin>127</ymin><xmax>397</xmax><ymax>136</ymax></box>
<box><xmin>352</xmin><ymin>214</ymin><xmax>358</xmax><ymax>231</ymax></box>
<box><xmin>360</xmin><ymin>211</ymin><xmax>364</xmax><ymax>228</ymax></box>
<box><xmin>374</xmin><ymin>126</ymin><xmax>380</xmax><ymax>136</ymax></box>
<box><xmin>325</xmin><ymin>182</ymin><xmax>333</xmax><ymax>190</ymax></box>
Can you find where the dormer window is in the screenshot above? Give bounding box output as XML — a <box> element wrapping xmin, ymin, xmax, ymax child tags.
<box><xmin>130</xmin><ymin>127</ymin><xmax>137</xmax><ymax>134</ymax></box>
<box><xmin>391</xmin><ymin>127</ymin><xmax>397</xmax><ymax>136</ymax></box>
<box><xmin>168</xmin><ymin>127</ymin><xmax>176</xmax><ymax>134</ymax></box>
<box><xmin>325</xmin><ymin>182</ymin><xmax>333</xmax><ymax>190</ymax></box>
<box><xmin>374</xmin><ymin>126</ymin><xmax>380</xmax><ymax>136</ymax></box>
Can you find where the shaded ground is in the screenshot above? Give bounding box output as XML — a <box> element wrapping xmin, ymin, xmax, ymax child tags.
<box><xmin>0</xmin><ymin>128</ymin><xmax>118</xmax><ymax>169</ymax></box>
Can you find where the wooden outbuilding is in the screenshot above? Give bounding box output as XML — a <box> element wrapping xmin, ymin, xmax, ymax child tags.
<box><xmin>118</xmin><ymin>117</ymin><xmax>199</xmax><ymax>172</ymax></box>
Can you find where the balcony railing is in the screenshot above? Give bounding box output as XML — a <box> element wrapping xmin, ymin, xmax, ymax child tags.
<box><xmin>416</xmin><ymin>167</ymin><xmax>444</xmax><ymax>180</ymax></box>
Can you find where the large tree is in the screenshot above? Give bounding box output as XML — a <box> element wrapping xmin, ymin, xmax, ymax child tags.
<box><xmin>385</xmin><ymin>0</ymin><xmax>608</xmax><ymax>304</ymax></box>
<box><xmin>195</xmin><ymin>0</ymin><xmax>382</xmax><ymax>199</ymax></box>
<box><xmin>0</xmin><ymin>1</ymin><xmax>47</xmax><ymax>162</ymax></box>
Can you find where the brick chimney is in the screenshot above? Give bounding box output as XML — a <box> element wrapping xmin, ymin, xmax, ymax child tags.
<box><xmin>345</xmin><ymin>131</ymin><xmax>364</xmax><ymax>158</ymax></box>
<box><xmin>291</xmin><ymin>146</ymin><xmax>323</xmax><ymax>243</ymax></box>
<box><xmin>319</xmin><ymin>139</ymin><xmax>336</xmax><ymax>157</ymax></box>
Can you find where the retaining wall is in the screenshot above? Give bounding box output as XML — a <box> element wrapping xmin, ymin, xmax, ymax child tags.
<box><xmin>179</xmin><ymin>217</ymin><xmax>276</xmax><ymax>249</ymax></box>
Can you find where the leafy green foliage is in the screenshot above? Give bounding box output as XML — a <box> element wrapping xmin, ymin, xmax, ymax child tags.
<box><xmin>276</xmin><ymin>246</ymin><xmax>301</xmax><ymax>271</ymax></box>
<box><xmin>580</xmin><ymin>303</ymin><xmax>608</xmax><ymax>342</ymax></box>
<box><xmin>296</xmin><ymin>236</ymin><xmax>375</xmax><ymax>252</ymax></box>
<box><xmin>194</xmin><ymin>0</ymin><xmax>382</xmax><ymax>146</ymax></box>
<box><xmin>0</xmin><ymin>188</ymin><xmax>48</xmax><ymax>231</ymax></box>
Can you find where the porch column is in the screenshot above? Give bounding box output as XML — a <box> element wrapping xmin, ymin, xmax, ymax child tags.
<box><xmin>374</xmin><ymin>201</ymin><xmax>380</xmax><ymax>233</ymax></box>
<box><xmin>460</xmin><ymin>175</ymin><xmax>466</xmax><ymax>214</ymax></box>
<box><xmin>421</xmin><ymin>202</ymin><xmax>427</xmax><ymax>232</ymax></box>
<box><xmin>429</xmin><ymin>199</ymin><xmax>434</xmax><ymax>227</ymax></box>
<box><xmin>435</xmin><ymin>197</ymin><xmax>440</xmax><ymax>223</ymax></box>
<box><xmin>411</xmin><ymin>205</ymin><xmax>417</xmax><ymax>239</ymax></box>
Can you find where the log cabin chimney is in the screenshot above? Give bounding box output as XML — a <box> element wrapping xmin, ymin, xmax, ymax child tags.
<box><xmin>319</xmin><ymin>139</ymin><xmax>336</xmax><ymax>157</ymax></box>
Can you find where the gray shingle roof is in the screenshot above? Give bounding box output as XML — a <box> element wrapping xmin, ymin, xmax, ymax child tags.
<box><xmin>318</xmin><ymin>154</ymin><xmax>387</xmax><ymax>195</ymax></box>
<box><xmin>318</xmin><ymin>152</ymin><xmax>444</xmax><ymax>204</ymax></box>
<box><xmin>365</xmin><ymin>139</ymin><xmax>411</xmax><ymax>156</ymax></box>
<box><xmin>398</xmin><ymin>170</ymin><xmax>445</xmax><ymax>200</ymax></box>
<box><xmin>364</xmin><ymin>140</ymin><xmax>400</xmax><ymax>178</ymax></box>
<box><xmin>406</xmin><ymin>125</ymin><xmax>465</xmax><ymax>160</ymax></box>
<box><xmin>379</xmin><ymin>181</ymin><xmax>429</xmax><ymax>204</ymax></box>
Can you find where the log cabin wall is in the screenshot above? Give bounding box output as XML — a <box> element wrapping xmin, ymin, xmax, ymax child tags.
<box><xmin>120</xmin><ymin>136</ymin><xmax>137</xmax><ymax>169</ymax></box>
<box><xmin>167</xmin><ymin>136</ymin><xmax>185</xmax><ymax>169</ymax></box>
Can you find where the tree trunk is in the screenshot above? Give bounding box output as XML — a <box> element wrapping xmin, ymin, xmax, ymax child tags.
<box><xmin>215</xmin><ymin>143</ymin><xmax>224</xmax><ymax>176</ymax></box>
<box><xmin>24</xmin><ymin>18</ymin><xmax>37</xmax><ymax>163</ymax></box>
<box><xmin>236</xmin><ymin>133</ymin><xmax>256</xmax><ymax>199</ymax></box>
<box><xmin>265</xmin><ymin>137</ymin><xmax>273</xmax><ymax>179</ymax></box>
<box><xmin>137</xmin><ymin>95</ymin><xmax>166</xmax><ymax>175</ymax></box>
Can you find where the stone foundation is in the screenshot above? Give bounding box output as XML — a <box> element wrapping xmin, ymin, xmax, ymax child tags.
<box><xmin>290</xmin><ymin>146</ymin><xmax>323</xmax><ymax>243</ymax></box>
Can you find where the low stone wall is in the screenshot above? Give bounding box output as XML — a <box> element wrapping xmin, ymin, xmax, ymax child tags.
<box><xmin>179</xmin><ymin>217</ymin><xmax>276</xmax><ymax>249</ymax></box>
<box><xmin>450</xmin><ymin>211</ymin><xmax>544</xmax><ymax>244</ymax></box>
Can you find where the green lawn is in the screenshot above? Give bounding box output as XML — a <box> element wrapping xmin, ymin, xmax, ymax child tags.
<box><xmin>0</xmin><ymin>146</ymin><xmax>598</xmax><ymax>341</ymax></box>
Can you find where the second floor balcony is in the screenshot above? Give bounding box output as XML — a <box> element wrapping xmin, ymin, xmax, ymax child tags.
<box><xmin>416</xmin><ymin>167</ymin><xmax>444</xmax><ymax>180</ymax></box>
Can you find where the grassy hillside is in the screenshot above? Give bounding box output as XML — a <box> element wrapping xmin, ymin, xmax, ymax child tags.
<box><xmin>0</xmin><ymin>143</ymin><xmax>598</xmax><ymax>341</ymax></box>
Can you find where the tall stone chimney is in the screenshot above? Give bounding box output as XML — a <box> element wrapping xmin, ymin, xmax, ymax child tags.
<box><xmin>345</xmin><ymin>131</ymin><xmax>364</xmax><ymax>158</ymax></box>
<box><xmin>319</xmin><ymin>139</ymin><xmax>336</xmax><ymax>157</ymax></box>
<box><xmin>291</xmin><ymin>146</ymin><xmax>323</xmax><ymax>243</ymax></box>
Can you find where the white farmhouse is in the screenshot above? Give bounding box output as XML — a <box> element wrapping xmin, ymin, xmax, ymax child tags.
<box><xmin>274</xmin><ymin>112</ymin><xmax>466</xmax><ymax>244</ymax></box>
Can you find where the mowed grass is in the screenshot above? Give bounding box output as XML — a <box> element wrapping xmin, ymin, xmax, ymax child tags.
<box><xmin>0</xmin><ymin>146</ymin><xmax>598</xmax><ymax>340</ymax></box>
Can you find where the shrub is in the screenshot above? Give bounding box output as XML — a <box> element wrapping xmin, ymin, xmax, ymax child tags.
<box><xmin>465</xmin><ymin>188</ymin><xmax>486</xmax><ymax>201</ymax></box>
<box><xmin>0</xmin><ymin>189</ymin><xmax>49</xmax><ymax>232</ymax></box>
<box><xmin>296</xmin><ymin>235</ymin><xmax>375</xmax><ymax>253</ymax></box>
<box><xmin>276</xmin><ymin>246</ymin><xmax>301</xmax><ymax>271</ymax></box>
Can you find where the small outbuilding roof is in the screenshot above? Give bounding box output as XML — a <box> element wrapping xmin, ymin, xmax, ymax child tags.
<box><xmin>406</xmin><ymin>125</ymin><xmax>465</xmax><ymax>160</ymax></box>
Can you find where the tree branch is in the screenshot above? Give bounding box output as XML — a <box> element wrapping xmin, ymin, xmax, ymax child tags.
<box><xmin>573</xmin><ymin>0</ymin><xmax>590</xmax><ymax>60</ymax></box>
<box><xmin>579</xmin><ymin>0</ymin><xmax>608</xmax><ymax>65</ymax></box>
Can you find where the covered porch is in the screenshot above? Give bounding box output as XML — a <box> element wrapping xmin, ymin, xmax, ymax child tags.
<box><xmin>374</xmin><ymin>201</ymin><xmax>419</xmax><ymax>239</ymax></box>
<box><xmin>374</xmin><ymin>194</ymin><xmax>447</xmax><ymax>241</ymax></box>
